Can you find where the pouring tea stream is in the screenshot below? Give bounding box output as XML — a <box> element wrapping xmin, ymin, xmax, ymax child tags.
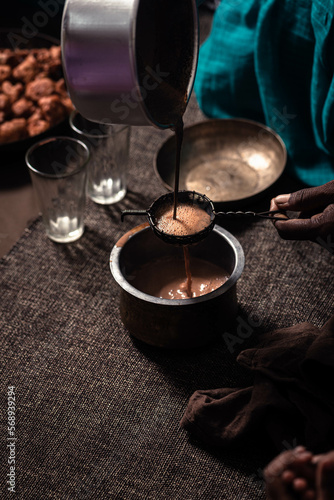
<box><xmin>61</xmin><ymin>0</ymin><xmax>199</xmax><ymax>218</ymax></box>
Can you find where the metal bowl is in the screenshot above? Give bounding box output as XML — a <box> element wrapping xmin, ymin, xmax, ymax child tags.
<box><xmin>110</xmin><ymin>223</ymin><xmax>244</xmax><ymax>349</ymax></box>
<box><xmin>155</xmin><ymin>118</ymin><xmax>287</xmax><ymax>207</ymax></box>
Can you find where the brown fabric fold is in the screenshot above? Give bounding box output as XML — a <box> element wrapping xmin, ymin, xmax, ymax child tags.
<box><xmin>180</xmin><ymin>315</ymin><xmax>334</xmax><ymax>453</ymax></box>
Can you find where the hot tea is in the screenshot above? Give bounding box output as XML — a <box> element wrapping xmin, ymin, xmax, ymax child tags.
<box><xmin>130</xmin><ymin>255</ymin><xmax>229</xmax><ymax>300</ymax></box>
<box><xmin>155</xmin><ymin>201</ymin><xmax>211</xmax><ymax>237</ymax></box>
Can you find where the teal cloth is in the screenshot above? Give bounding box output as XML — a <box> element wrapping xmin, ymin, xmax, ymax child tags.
<box><xmin>195</xmin><ymin>0</ymin><xmax>334</xmax><ymax>186</ymax></box>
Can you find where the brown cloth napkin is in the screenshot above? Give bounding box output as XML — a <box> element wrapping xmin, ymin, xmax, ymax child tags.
<box><xmin>180</xmin><ymin>315</ymin><xmax>334</xmax><ymax>453</ymax></box>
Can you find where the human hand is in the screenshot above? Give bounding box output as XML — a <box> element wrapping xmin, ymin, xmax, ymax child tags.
<box><xmin>265</xmin><ymin>447</ymin><xmax>334</xmax><ymax>500</ymax></box>
<box><xmin>264</xmin><ymin>446</ymin><xmax>316</xmax><ymax>500</ymax></box>
<box><xmin>269</xmin><ymin>180</ymin><xmax>334</xmax><ymax>250</ymax></box>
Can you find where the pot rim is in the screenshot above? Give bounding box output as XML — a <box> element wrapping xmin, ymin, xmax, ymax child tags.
<box><xmin>110</xmin><ymin>224</ymin><xmax>245</xmax><ymax>306</ymax></box>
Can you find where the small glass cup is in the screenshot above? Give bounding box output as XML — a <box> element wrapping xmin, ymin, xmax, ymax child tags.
<box><xmin>70</xmin><ymin>111</ymin><xmax>130</xmax><ymax>205</ymax></box>
<box><xmin>25</xmin><ymin>136</ymin><xmax>90</xmax><ymax>243</ymax></box>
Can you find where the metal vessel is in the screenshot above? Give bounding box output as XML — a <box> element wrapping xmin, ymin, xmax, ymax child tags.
<box><xmin>61</xmin><ymin>0</ymin><xmax>199</xmax><ymax>128</ymax></box>
<box><xmin>110</xmin><ymin>224</ymin><xmax>244</xmax><ymax>349</ymax></box>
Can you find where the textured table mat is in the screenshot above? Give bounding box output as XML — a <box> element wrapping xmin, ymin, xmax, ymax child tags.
<box><xmin>1</xmin><ymin>94</ymin><xmax>334</xmax><ymax>500</ymax></box>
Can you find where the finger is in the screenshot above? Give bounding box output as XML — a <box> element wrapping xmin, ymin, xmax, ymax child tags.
<box><xmin>282</xmin><ymin>470</ymin><xmax>295</xmax><ymax>483</ymax></box>
<box><xmin>316</xmin><ymin>452</ymin><xmax>334</xmax><ymax>500</ymax></box>
<box><xmin>293</xmin><ymin>477</ymin><xmax>308</xmax><ymax>491</ymax></box>
<box><xmin>291</xmin><ymin>451</ymin><xmax>313</xmax><ymax>464</ymax></box>
<box><xmin>274</xmin><ymin>181</ymin><xmax>334</xmax><ymax>212</ymax></box>
<box><xmin>311</xmin><ymin>454</ymin><xmax>323</xmax><ymax>465</ymax></box>
<box><xmin>269</xmin><ymin>198</ymin><xmax>289</xmax><ymax>219</ymax></box>
<box><xmin>270</xmin><ymin>198</ymin><xmax>279</xmax><ymax>212</ymax></box>
<box><xmin>302</xmin><ymin>489</ymin><xmax>316</xmax><ymax>500</ymax></box>
<box><xmin>273</xmin><ymin>217</ymin><xmax>322</xmax><ymax>241</ymax></box>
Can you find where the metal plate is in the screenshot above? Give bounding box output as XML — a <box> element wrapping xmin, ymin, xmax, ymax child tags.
<box><xmin>155</xmin><ymin>118</ymin><xmax>287</xmax><ymax>207</ymax></box>
<box><xmin>0</xmin><ymin>29</ymin><xmax>69</xmax><ymax>154</ymax></box>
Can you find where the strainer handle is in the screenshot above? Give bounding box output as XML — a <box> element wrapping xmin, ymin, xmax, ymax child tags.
<box><xmin>121</xmin><ymin>210</ymin><xmax>148</xmax><ymax>222</ymax></box>
<box><xmin>214</xmin><ymin>210</ymin><xmax>289</xmax><ymax>221</ymax></box>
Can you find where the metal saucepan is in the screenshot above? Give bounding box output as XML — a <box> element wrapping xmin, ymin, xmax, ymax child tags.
<box><xmin>61</xmin><ymin>0</ymin><xmax>199</xmax><ymax>128</ymax></box>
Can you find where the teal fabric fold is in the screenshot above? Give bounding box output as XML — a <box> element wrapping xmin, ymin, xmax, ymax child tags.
<box><xmin>195</xmin><ymin>0</ymin><xmax>334</xmax><ymax>186</ymax></box>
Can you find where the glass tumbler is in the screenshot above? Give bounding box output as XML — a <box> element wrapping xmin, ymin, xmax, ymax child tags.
<box><xmin>70</xmin><ymin>111</ymin><xmax>130</xmax><ymax>204</ymax></box>
<box><xmin>25</xmin><ymin>136</ymin><xmax>90</xmax><ymax>243</ymax></box>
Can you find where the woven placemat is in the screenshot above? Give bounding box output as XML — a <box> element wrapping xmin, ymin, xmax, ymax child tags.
<box><xmin>1</xmin><ymin>94</ymin><xmax>334</xmax><ymax>500</ymax></box>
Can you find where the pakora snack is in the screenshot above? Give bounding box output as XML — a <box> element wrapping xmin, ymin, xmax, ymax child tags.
<box><xmin>2</xmin><ymin>81</ymin><xmax>24</xmax><ymax>103</ymax></box>
<box><xmin>26</xmin><ymin>77</ymin><xmax>55</xmax><ymax>101</ymax></box>
<box><xmin>0</xmin><ymin>118</ymin><xmax>27</xmax><ymax>143</ymax></box>
<box><xmin>0</xmin><ymin>45</ymin><xmax>74</xmax><ymax>145</ymax></box>
<box><xmin>12</xmin><ymin>54</ymin><xmax>38</xmax><ymax>83</ymax></box>
<box><xmin>27</xmin><ymin>117</ymin><xmax>50</xmax><ymax>137</ymax></box>
<box><xmin>11</xmin><ymin>97</ymin><xmax>35</xmax><ymax>118</ymax></box>
<box><xmin>0</xmin><ymin>93</ymin><xmax>10</xmax><ymax>112</ymax></box>
<box><xmin>38</xmin><ymin>95</ymin><xmax>66</xmax><ymax>125</ymax></box>
<box><xmin>0</xmin><ymin>65</ymin><xmax>12</xmax><ymax>83</ymax></box>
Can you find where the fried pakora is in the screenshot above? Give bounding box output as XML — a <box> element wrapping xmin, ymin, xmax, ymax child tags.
<box><xmin>0</xmin><ymin>45</ymin><xmax>73</xmax><ymax>144</ymax></box>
